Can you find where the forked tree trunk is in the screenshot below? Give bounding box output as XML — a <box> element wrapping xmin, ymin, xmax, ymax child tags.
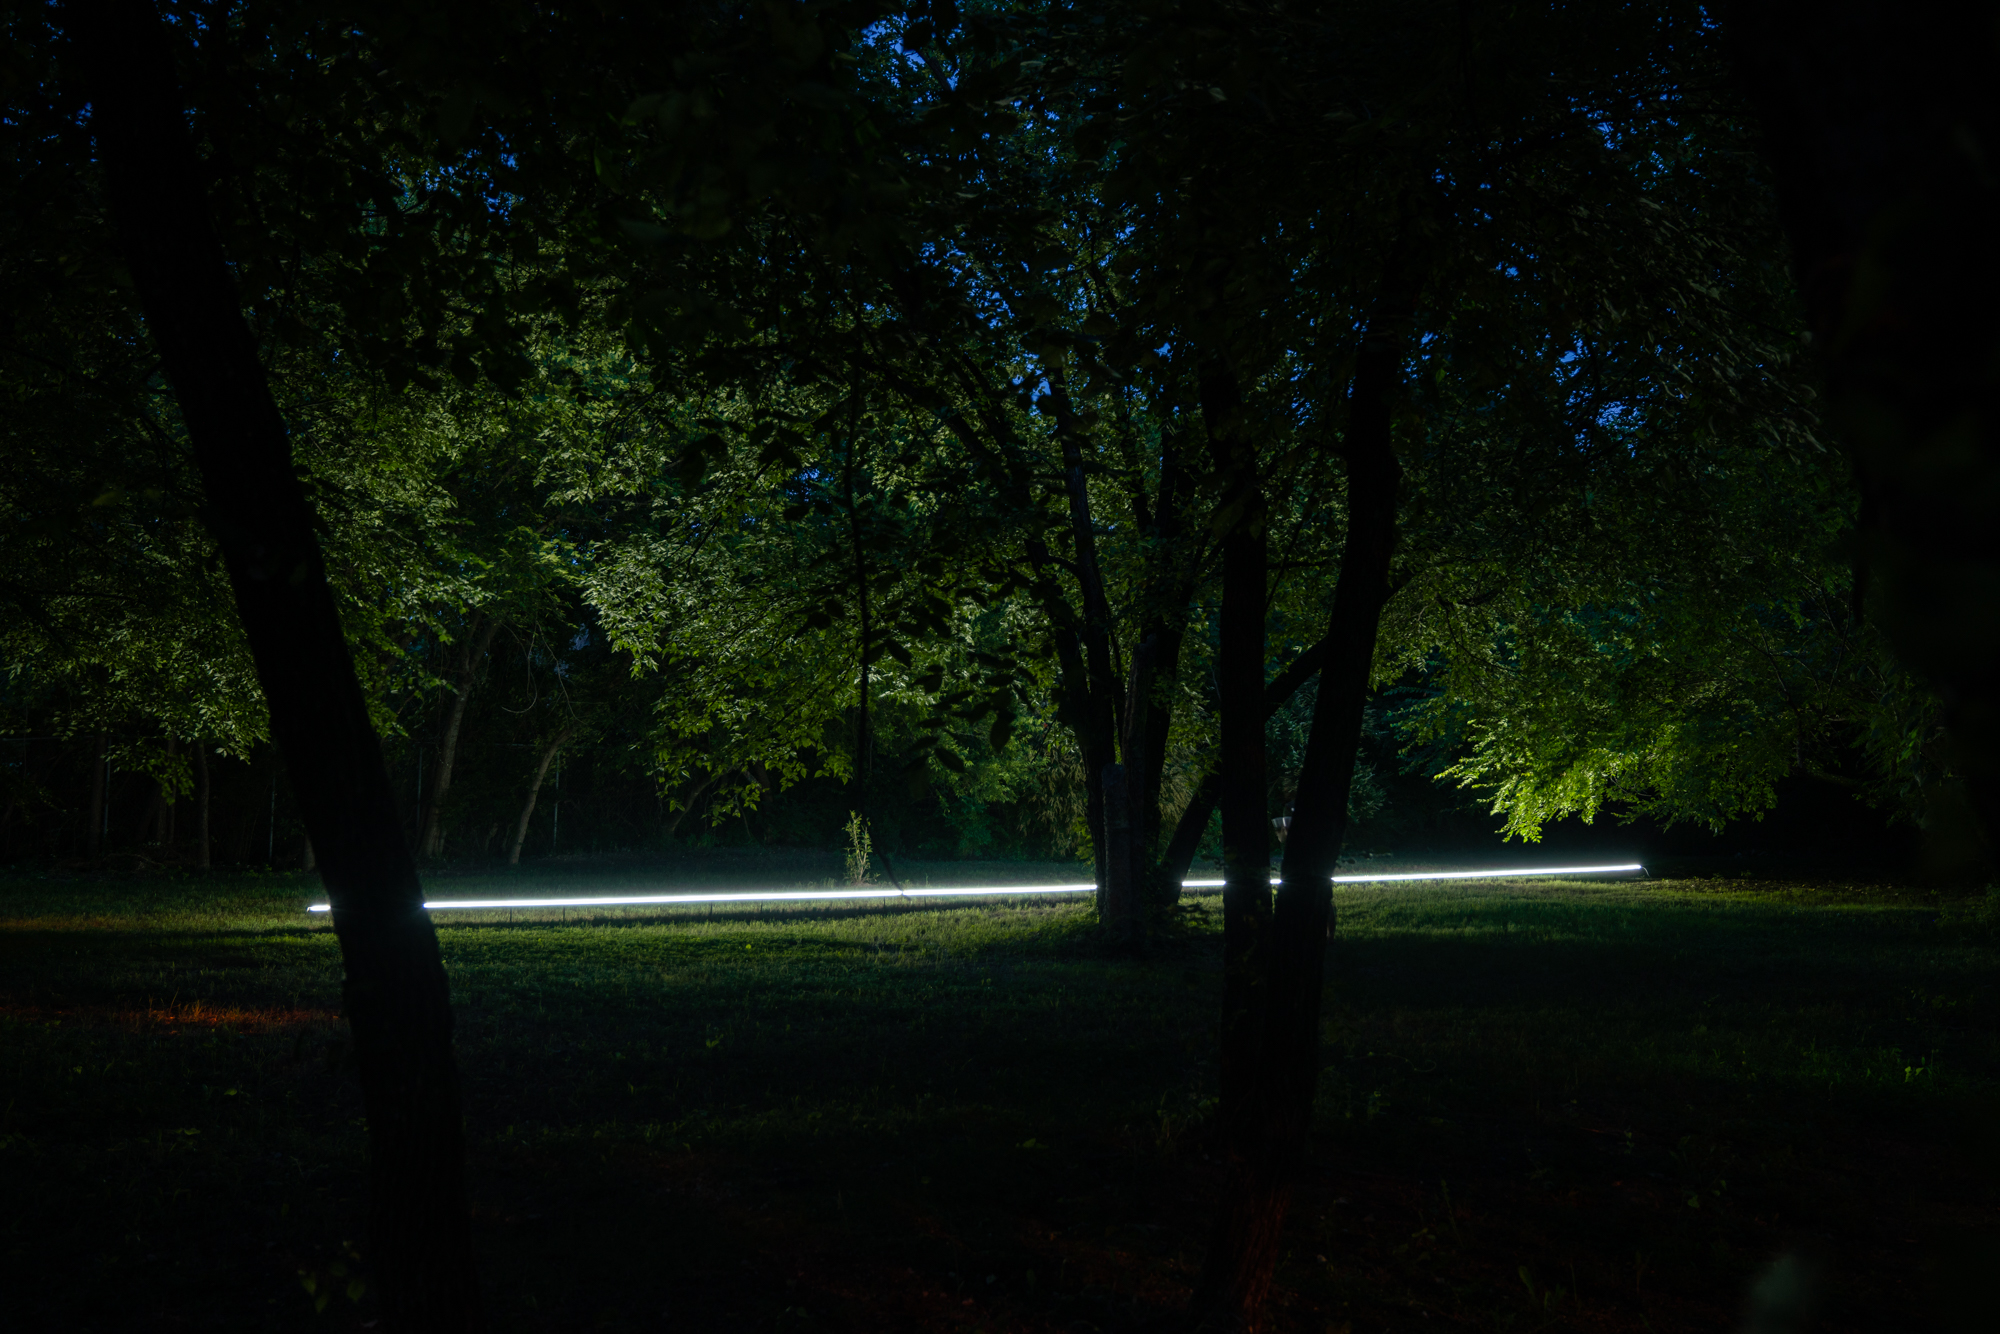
<box><xmin>1188</xmin><ymin>352</ymin><xmax>1278</xmax><ymax>1326</ymax></box>
<box><xmin>1156</xmin><ymin>630</ymin><xmax>1340</xmax><ymax>894</ymax></box>
<box><xmin>1190</xmin><ymin>302</ymin><xmax>1410</xmax><ymax>1331</ymax></box>
<box><xmin>509</xmin><ymin>728</ymin><xmax>575</xmax><ymax>865</ymax></box>
<box><xmin>419</xmin><ymin>615</ymin><xmax>501</xmax><ymax>859</ymax></box>
<box><xmin>74</xmin><ymin>6</ymin><xmax>483</xmax><ymax>1327</ymax></box>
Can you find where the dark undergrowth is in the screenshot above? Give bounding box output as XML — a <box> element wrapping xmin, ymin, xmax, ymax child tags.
<box><xmin>2</xmin><ymin>855</ymin><xmax>1996</xmax><ymax>1331</ymax></box>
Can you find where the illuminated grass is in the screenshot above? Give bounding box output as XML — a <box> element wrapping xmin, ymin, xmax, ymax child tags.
<box><xmin>2</xmin><ymin>859</ymin><xmax>1995</xmax><ymax>1330</ymax></box>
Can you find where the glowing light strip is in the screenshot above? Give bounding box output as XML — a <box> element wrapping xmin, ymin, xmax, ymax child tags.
<box><xmin>1183</xmin><ymin>862</ymin><xmax>1645</xmax><ymax>888</ymax></box>
<box><xmin>303</xmin><ymin>863</ymin><xmax>1641</xmax><ymax>913</ymax></box>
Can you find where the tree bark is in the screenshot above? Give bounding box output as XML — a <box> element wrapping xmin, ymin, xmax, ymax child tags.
<box><xmin>85</xmin><ymin>731</ymin><xmax>107</xmax><ymax>859</ymax></box>
<box><xmin>1725</xmin><ymin>1</ymin><xmax>2000</xmax><ymax>861</ymax></box>
<box><xmin>419</xmin><ymin>615</ymin><xmax>501</xmax><ymax>860</ymax></box>
<box><xmin>1263</xmin><ymin>299</ymin><xmax>1406</xmax><ymax>1182</ymax></box>
<box><xmin>508</xmin><ymin>728</ymin><xmax>575</xmax><ymax>865</ymax></box>
<box><xmin>73</xmin><ymin>5</ymin><xmax>483</xmax><ymax>1327</ymax></box>
<box><xmin>1033</xmin><ymin>366</ymin><xmax>1126</xmax><ymax>914</ymax></box>
<box><xmin>1191</xmin><ymin>299</ymin><xmax>1409</xmax><ymax>1328</ymax></box>
<box><xmin>1159</xmin><ymin>766</ymin><xmax>1222</xmax><ymax>891</ymax></box>
<box><xmin>1157</xmin><ymin>630</ymin><xmax>1342</xmax><ymax>894</ymax></box>
<box><xmin>1189</xmin><ymin>351</ymin><xmax>1278</xmax><ymax>1325</ymax></box>
<box><xmin>1100</xmin><ymin>762</ymin><xmax>1135</xmax><ymax>942</ymax></box>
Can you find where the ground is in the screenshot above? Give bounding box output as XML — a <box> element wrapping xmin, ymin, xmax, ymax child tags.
<box><xmin>2</xmin><ymin>851</ymin><xmax>1995</xmax><ymax>1331</ymax></box>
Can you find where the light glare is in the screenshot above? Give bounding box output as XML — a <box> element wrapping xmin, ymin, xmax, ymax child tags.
<box><xmin>302</xmin><ymin>863</ymin><xmax>1643</xmax><ymax>914</ymax></box>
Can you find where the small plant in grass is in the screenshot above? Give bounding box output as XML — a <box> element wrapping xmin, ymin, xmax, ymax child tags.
<box><xmin>844</xmin><ymin>812</ymin><xmax>875</xmax><ymax>886</ymax></box>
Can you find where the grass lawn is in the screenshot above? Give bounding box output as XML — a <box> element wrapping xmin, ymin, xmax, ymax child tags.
<box><xmin>3</xmin><ymin>853</ymin><xmax>1996</xmax><ymax>1331</ymax></box>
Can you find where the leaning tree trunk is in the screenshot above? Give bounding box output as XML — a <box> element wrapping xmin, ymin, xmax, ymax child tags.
<box><xmin>1725</xmin><ymin>1</ymin><xmax>2000</xmax><ymax>862</ymax></box>
<box><xmin>1156</xmin><ymin>629</ymin><xmax>1338</xmax><ymax>895</ymax></box>
<box><xmin>419</xmin><ymin>615</ymin><xmax>501</xmax><ymax>860</ymax></box>
<box><xmin>73</xmin><ymin>5</ymin><xmax>483</xmax><ymax>1327</ymax></box>
<box><xmin>508</xmin><ymin>728</ymin><xmax>575</xmax><ymax>865</ymax></box>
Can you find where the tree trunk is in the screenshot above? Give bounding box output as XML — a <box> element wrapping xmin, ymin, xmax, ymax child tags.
<box><xmin>85</xmin><ymin>731</ymin><xmax>107</xmax><ymax>859</ymax></box>
<box><xmin>74</xmin><ymin>6</ymin><xmax>483</xmax><ymax>1327</ymax></box>
<box><xmin>1159</xmin><ymin>766</ymin><xmax>1222</xmax><ymax>890</ymax></box>
<box><xmin>1191</xmin><ymin>301</ymin><xmax>1410</xmax><ymax>1330</ymax></box>
<box><xmin>1026</xmin><ymin>540</ymin><xmax>1112</xmax><ymax>891</ymax></box>
<box><xmin>1157</xmin><ymin>627</ymin><xmax>1341</xmax><ymax>895</ymax></box>
<box><xmin>1120</xmin><ymin>425</ymin><xmax>1195</xmax><ymax>917</ymax></box>
<box><xmin>1189</xmin><ymin>352</ymin><xmax>1280</xmax><ymax>1326</ymax></box>
<box><xmin>1725</xmin><ymin>1</ymin><xmax>2000</xmax><ymax>862</ymax></box>
<box><xmin>509</xmin><ymin>728</ymin><xmax>575</xmax><ymax>865</ymax></box>
<box><xmin>1100</xmin><ymin>762</ymin><xmax>1135</xmax><ymax>942</ymax></box>
<box><xmin>1127</xmin><ymin>620</ymin><xmax>1187</xmax><ymax>909</ymax></box>
<box><xmin>1049</xmin><ymin>370</ymin><xmax>1127</xmax><ymax>918</ymax></box>
<box><xmin>419</xmin><ymin>615</ymin><xmax>501</xmax><ymax>860</ymax></box>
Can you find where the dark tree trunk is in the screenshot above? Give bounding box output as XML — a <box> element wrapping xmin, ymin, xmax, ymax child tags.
<box><xmin>509</xmin><ymin>728</ymin><xmax>574</xmax><ymax>865</ymax></box>
<box><xmin>1726</xmin><ymin>1</ymin><xmax>2000</xmax><ymax>859</ymax></box>
<box><xmin>1121</xmin><ymin>425</ymin><xmax>1196</xmax><ymax>915</ymax></box>
<box><xmin>1159</xmin><ymin>766</ymin><xmax>1223</xmax><ymax>890</ymax></box>
<box><xmin>1156</xmin><ymin>630</ymin><xmax>1338</xmax><ymax>895</ymax></box>
<box><xmin>1263</xmin><ymin>302</ymin><xmax>1405</xmax><ymax>1189</ymax></box>
<box><xmin>419</xmin><ymin>615</ymin><xmax>501</xmax><ymax>860</ymax></box>
<box><xmin>1191</xmin><ymin>303</ymin><xmax>1409</xmax><ymax>1329</ymax></box>
<box><xmin>85</xmin><ymin>731</ymin><xmax>107</xmax><ymax>859</ymax></box>
<box><xmin>1189</xmin><ymin>352</ymin><xmax>1279</xmax><ymax>1324</ymax></box>
<box><xmin>1127</xmin><ymin>622</ymin><xmax>1183</xmax><ymax>898</ymax></box>
<box><xmin>1027</xmin><ymin>540</ymin><xmax>1113</xmax><ymax>892</ymax></box>
<box><xmin>72</xmin><ymin>5</ymin><xmax>483</xmax><ymax>1327</ymax></box>
<box><xmin>1100</xmin><ymin>762</ymin><xmax>1135</xmax><ymax>940</ymax></box>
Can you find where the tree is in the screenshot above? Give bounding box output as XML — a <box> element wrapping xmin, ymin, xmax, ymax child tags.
<box><xmin>69</xmin><ymin>2</ymin><xmax>481</xmax><ymax>1324</ymax></box>
<box><xmin>1725</xmin><ymin>0</ymin><xmax>2000</xmax><ymax>863</ymax></box>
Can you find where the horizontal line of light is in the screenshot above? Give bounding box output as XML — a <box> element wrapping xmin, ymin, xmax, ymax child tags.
<box><xmin>303</xmin><ymin>863</ymin><xmax>1642</xmax><ymax>913</ymax></box>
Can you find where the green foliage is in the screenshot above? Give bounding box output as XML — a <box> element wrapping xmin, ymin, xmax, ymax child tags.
<box><xmin>0</xmin><ymin>0</ymin><xmax>1955</xmax><ymax>869</ymax></box>
<box><xmin>843</xmin><ymin>811</ymin><xmax>875</xmax><ymax>886</ymax></box>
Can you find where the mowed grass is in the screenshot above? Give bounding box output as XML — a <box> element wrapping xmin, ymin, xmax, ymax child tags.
<box><xmin>3</xmin><ymin>857</ymin><xmax>1997</xmax><ymax>1332</ymax></box>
